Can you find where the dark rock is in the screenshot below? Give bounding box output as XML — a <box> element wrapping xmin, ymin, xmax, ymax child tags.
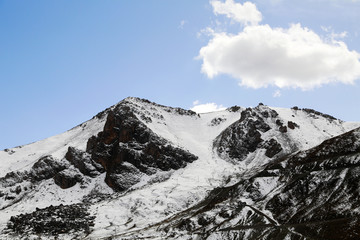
<box><xmin>140</xmin><ymin>114</ymin><xmax>152</xmax><ymax>123</ymax></box>
<box><xmin>5</xmin><ymin>195</ymin><xmax>15</xmax><ymax>200</ymax></box>
<box><xmin>279</xmin><ymin>126</ymin><xmax>287</xmax><ymax>133</ymax></box>
<box><xmin>210</xmin><ymin>117</ymin><xmax>226</xmax><ymax>126</ymax></box>
<box><xmin>287</xmin><ymin>121</ymin><xmax>299</xmax><ymax>129</ymax></box>
<box><xmin>54</xmin><ymin>169</ymin><xmax>83</xmax><ymax>189</ymax></box>
<box><xmin>164</xmin><ymin>129</ymin><xmax>360</xmax><ymax>239</ymax></box>
<box><xmin>0</xmin><ymin>171</ymin><xmax>27</xmax><ymax>187</ymax></box>
<box><xmin>262</xmin><ymin>128</ymin><xmax>360</xmax><ymax>239</ymax></box>
<box><xmin>302</xmin><ymin>108</ymin><xmax>337</xmax><ymax>121</ymax></box>
<box><xmin>216</xmin><ymin>107</ymin><xmax>273</xmax><ymax>161</ymax></box>
<box><xmin>198</xmin><ymin>215</ymin><xmax>212</xmax><ymax>226</ymax></box>
<box><xmin>275</xmin><ymin>119</ymin><xmax>283</xmax><ymax>126</ymax></box>
<box><xmin>105</xmin><ymin>162</ymin><xmax>144</xmax><ymax>191</ymax></box>
<box><xmin>261</xmin><ymin>111</ymin><xmax>269</xmax><ymax>118</ymax></box>
<box><xmin>4</xmin><ymin>149</ymin><xmax>15</xmax><ymax>155</ymax></box>
<box><xmin>262</xmin><ymin>139</ymin><xmax>283</xmax><ymax>158</ymax></box>
<box><xmin>287</xmin><ymin>128</ymin><xmax>360</xmax><ymax>166</ymax></box>
<box><xmin>85</xmin><ymin>103</ymin><xmax>198</xmax><ymax>191</ymax></box>
<box><xmin>65</xmin><ymin>147</ymin><xmax>104</xmax><ymax>177</ymax></box>
<box><xmin>177</xmin><ymin>219</ymin><xmax>194</xmax><ymax>231</ymax></box>
<box><xmin>174</xmin><ymin>108</ymin><xmax>197</xmax><ymax>116</ymax></box>
<box><xmin>227</xmin><ymin>106</ymin><xmax>241</xmax><ymax>112</ymax></box>
<box><xmin>30</xmin><ymin>156</ymin><xmax>68</xmax><ymax>182</ymax></box>
<box><xmin>86</xmin><ymin>135</ymin><xmax>97</xmax><ymax>154</ymax></box>
<box><xmin>7</xmin><ymin>204</ymin><xmax>94</xmax><ymax>236</ymax></box>
<box><xmin>15</xmin><ymin>186</ymin><xmax>21</xmax><ymax>194</ymax></box>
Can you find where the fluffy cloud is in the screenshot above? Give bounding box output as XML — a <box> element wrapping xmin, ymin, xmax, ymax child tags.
<box><xmin>191</xmin><ymin>101</ymin><xmax>226</xmax><ymax>113</ymax></box>
<box><xmin>199</xmin><ymin>1</ymin><xmax>360</xmax><ymax>90</ymax></box>
<box><xmin>211</xmin><ymin>0</ymin><xmax>262</xmax><ymax>25</ymax></box>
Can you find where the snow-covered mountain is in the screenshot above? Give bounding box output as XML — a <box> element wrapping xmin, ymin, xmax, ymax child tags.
<box><xmin>1</xmin><ymin>97</ymin><xmax>360</xmax><ymax>239</ymax></box>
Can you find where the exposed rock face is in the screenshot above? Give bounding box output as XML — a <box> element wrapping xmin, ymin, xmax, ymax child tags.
<box><xmin>1</xmin><ymin>99</ymin><xmax>198</xmax><ymax>196</ymax></box>
<box><xmin>215</xmin><ymin>106</ymin><xmax>281</xmax><ymax>161</ymax></box>
<box><xmin>210</xmin><ymin>117</ymin><xmax>226</xmax><ymax>126</ymax></box>
<box><xmin>30</xmin><ymin>156</ymin><xmax>69</xmax><ymax>182</ymax></box>
<box><xmin>7</xmin><ymin>204</ymin><xmax>94</xmax><ymax>236</ymax></box>
<box><xmin>161</xmin><ymin>128</ymin><xmax>360</xmax><ymax>240</ymax></box>
<box><xmin>85</xmin><ymin>102</ymin><xmax>198</xmax><ymax>191</ymax></box>
<box><xmin>263</xmin><ymin>138</ymin><xmax>283</xmax><ymax>158</ymax></box>
<box><xmin>65</xmin><ymin>147</ymin><xmax>104</xmax><ymax>177</ymax></box>
<box><xmin>227</xmin><ymin>105</ymin><xmax>241</xmax><ymax>112</ymax></box>
<box><xmin>0</xmin><ymin>156</ymin><xmax>68</xmax><ymax>188</ymax></box>
<box><xmin>287</xmin><ymin>121</ymin><xmax>299</xmax><ymax>129</ymax></box>
<box><xmin>279</xmin><ymin>125</ymin><xmax>287</xmax><ymax>133</ymax></box>
<box><xmin>54</xmin><ymin>169</ymin><xmax>83</xmax><ymax>189</ymax></box>
<box><xmin>291</xmin><ymin>107</ymin><xmax>338</xmax><ymax>121</ymax></box>
<box><xmin>302</xmin><ymin>108</ymin><xmax>337</xmax><ymax>121</ymax></box>
<box><xmin>264</xmin><ymin>128</ymin><xmax>360</xmax><ymax>239</ymax></box>
<box><xmin>2</xmin><ymin>98</ymin><xmax>359</xmax><ymax>240</ymax></box>
<box><xmin>0</xmin><ymin>156</ymin><xmax>70</xmax><ymax>206</ymax></box>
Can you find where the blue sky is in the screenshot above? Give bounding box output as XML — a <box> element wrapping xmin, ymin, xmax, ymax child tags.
<box><xmin>1</xmin><ymin>0</ymin><xmax>360</xmax><ymax>150</ymax></box>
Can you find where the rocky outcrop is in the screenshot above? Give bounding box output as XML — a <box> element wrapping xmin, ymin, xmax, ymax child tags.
<box><xmin>30</xmin><ymin>156</ymin><xmax>69</xmax><ymax>182</ymax></box>
<box><xmin>262</xmin><ymin>138</ymin><xmax>282</xmax><ymax>158</ymax></box>
<box><xmin>54</xmin><ymin>169</ymin><xmax>83</xmax><ymax>189</ymax></box>
<box><xmin>3</xmin><ymin>98</ymin><xmax>358</xmax><ymax>240</ymax></box>
<box><xmin>0</xmin><ymin>99</ymin><xmax>198</xmax><ymax>194</ymax></box>
<box><xmin>162</xmin><ymin>128</ymin><xmax>360</xmax><ymax>240</ymax></box>
<box><xmin>291</xmin><ymin>106</ymin><xmax>338</xmax><ymax>121</ymax></box>
<box><xmin>65</xmin><ymin>147</ymin><xmax>104</xmax><ymax>177</ymax></box>
<box><xmin>287</xmin><ymin>121</ymin><xmax>299</xmax><ymax>129</ymax></box>
<box><xmin>85</xmin><ymin>102</ymin><xmax>198</xmax><ymax>191</ymax></box>
<box><xmin>0</xmin><ymin>156</ymin><xmax>68</xmax><ymax>188</ymax></box>
<box><xmin>263</xmin><ymin>128</ymin><xmax>360</xmax><ymax>239</ymax></box>
<box><xmin>215</xmin><ymin>106</ymin><xmax>280</xmax><ymax>161</ymax></box>
<box><xmin>210</xmin><ymin>117</ymin><xmax>226</xmax><ymax>126</ymax></box>
<box><xmin>227</xmin><ymin>105</ymin><xmax>242</xmax><ymax>112</ymax></box>
<box><xmin>0</xmin><ymin>156</ymin><xmax>70</xmax><ymax>206</ymax></box>
<box><xmin>7</xmin><ymin>204</ymin><xmax>94</xmax><ymax>236</ymax></box>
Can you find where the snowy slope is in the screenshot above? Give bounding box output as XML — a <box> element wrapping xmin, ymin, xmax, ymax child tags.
<box><xmin>271</xmin><ymin>107</ymin><xmax>356</xmax><ymax>149</ymax></box>
<box><xmin>85</xmin><ymin>99</ymin><xmax>360</xmax><ymax>239</ymax></box>
<box><xmin>1</xmin><ymin>97</ymin><xmax>360</xmax><ymax>240</ymax></box>
<box><xmin>0</xmin><ymin>114</ymin><xmax>107</xmax><ymax>177</ymax></box>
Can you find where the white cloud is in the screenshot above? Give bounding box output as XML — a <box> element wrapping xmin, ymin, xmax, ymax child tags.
<box><xmin>273</xmin><ymin>90</ymin><xmax>281</xmax><ymax>98</ymax></box>
<box><xmin>210</xmin><ymin>0</ymin><xmax>262</xmax><ymax>25</ymax></box>
<box><xmin>191</xmin><ymin>101</ymin><xmax>226</xmax><ymax>113</ymax></box>
<box><xmin>198</xmin><ymin>1</ymin><xmax>360</xmax><ymax>90</ymax></box>
<box><xmin>321</xmin><ymin>26</ymin><xmax>348</xmax><ymax>40</ymax></box>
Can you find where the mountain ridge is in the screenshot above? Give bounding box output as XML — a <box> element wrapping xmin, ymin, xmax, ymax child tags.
<box><xmin>1</xmin><ymin>97</ymin><xmax>360</xmax><ymax>239</ymax></box>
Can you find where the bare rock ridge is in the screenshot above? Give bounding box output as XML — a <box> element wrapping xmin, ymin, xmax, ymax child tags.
<box><xmin>84</xmin><ymin>101</ymin><xmax>198</xmax><ymax>191</ymax></box>
<box><xmin>1</xmin><ymin>98</ymin><xmax>198</xmax><ymax>193</ymax></box>
<box><xmin>215</xmin><ymin>104</ymin><xmax>307</xmax><ymax>163</ymax></box>
<box><xmin>159</xmin><ymin>127</ymin><xmax>360</xmax><ymax>240</ymax></box>
<box><xmin>215</xmin><ymin>105</ymin><xmax>279</xmax><ymax>161</ymax></box>
<box><xmin>1</xmin><ymin>97</ymin><xmax>360</xmax><ymax>240</ymax></box>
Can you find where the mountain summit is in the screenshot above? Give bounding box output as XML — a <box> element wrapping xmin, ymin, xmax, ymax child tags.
<box><xmin>1</xmin><ymin>97</ymin><xmax>360</xmax><ymax>239</ymax></box>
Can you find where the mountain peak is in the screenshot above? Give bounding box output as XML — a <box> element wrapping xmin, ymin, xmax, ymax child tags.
<box><xmin>1</xmin><ymin>98</ymin><xmax>360</xmax><ymax>239</ymax></box>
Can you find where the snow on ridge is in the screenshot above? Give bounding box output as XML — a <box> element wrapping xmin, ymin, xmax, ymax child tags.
<box><xmin>270</xmin><ymin>106</ymin><xmax>360</xmax><ymax>150</ymax></box>
<box><xmin>0</xmin><ymin>115</ymin><xmax>107</xmax><ymax>177</ymax></box>
<box><xmin>87</xmin><ymin>101</ymin><xmax>246</xmax><ymax>239</ymax></box>
<box><xmin>1</xmin><ymin>98</ymin><xmax>360</xmax><ymax>239</ymax></box>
